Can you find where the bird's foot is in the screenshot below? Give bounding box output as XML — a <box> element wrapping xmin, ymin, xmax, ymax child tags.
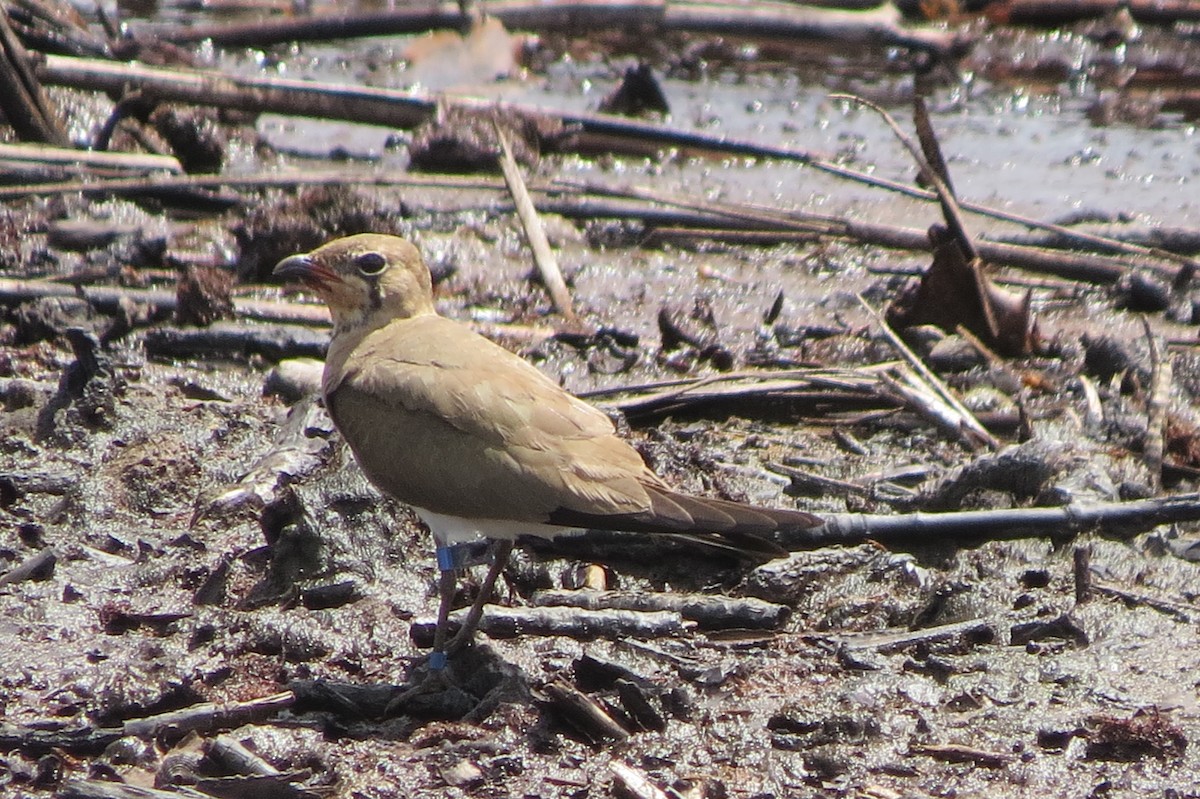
<box><xmin>384</xmin><ymin>654</ymin><xmax>476</xmax><ymax>718</ymax></box>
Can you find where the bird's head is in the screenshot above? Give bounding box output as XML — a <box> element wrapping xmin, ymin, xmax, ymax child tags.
<box><xmin>274</xmin><ymin>234</ymin><xmax>436</xmax><ymax>332</ymax></box>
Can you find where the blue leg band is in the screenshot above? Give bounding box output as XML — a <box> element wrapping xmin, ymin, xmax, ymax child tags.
<box><xmin>435</xmin><ymin>541</ymin><xmax>491</xmax><ymax>571</ymax></box>
<box><xmin>428</xmin><ymin>651</ymin><xmax>448</xmax><ymax>671</ymax></box>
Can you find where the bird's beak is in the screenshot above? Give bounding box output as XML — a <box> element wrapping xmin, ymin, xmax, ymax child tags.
<box><xmin>273</xmin><ymin>253</ymin><xmax>337</xmax><ymax>290</ymax></box>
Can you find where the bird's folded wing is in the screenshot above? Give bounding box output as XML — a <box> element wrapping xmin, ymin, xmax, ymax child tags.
<box><xmin>325</xmin><ymin>316</ymin><xmax>657</xmax><ymax>521</ymax></box>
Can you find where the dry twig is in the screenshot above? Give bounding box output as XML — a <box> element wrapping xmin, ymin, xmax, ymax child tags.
<box><xmin>495</xmin><ymin>119</ymin><xmax>576</xmax><ymax>321</ymax></box>
<box><xmin>859</xmin><ymin>296</ymin><xmax>999</xmax><ymax>450</ymax></box>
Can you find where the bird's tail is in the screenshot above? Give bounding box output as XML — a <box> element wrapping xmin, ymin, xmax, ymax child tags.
<box><xmin>547</xmin><ymin>485</ymin><xmax>821</xmax><ymax>559</ymax></box>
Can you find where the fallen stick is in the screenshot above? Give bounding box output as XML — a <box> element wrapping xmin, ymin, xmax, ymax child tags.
<box><xmin>990</xmin><ymin>0</ymin><xmax>1200</xmax><ymax>25</ymax></box>
<box><xmin>0</xmin><ymin>141</ymin><xmax>181</xmax><ymax>173</ymax></box>
<box><xmin>550</xmin><ymin>184</ymin><xmax>1185</xmax><ymax>281</ymax></box>
<box><xmin>861</xmin><ymin>296</ymin><xmax>999</xmax><ymax>450</ymax></box>
<box><xmin>194</xmin><ymin>394</ymin><xmax>333</xmax><ymax>523</ymax></box>
<box><xmin>122</xmin><ymin>691</ymin><xmax>296</xmax><ymax>739</ymax></box>
<box><xmin>0</xmin><ymin>6</ymin><xmax>67</xmax><ymax>145</ymax></box>
<box><xmin>36</xmin><ymin>54</ymin><xmax>834</xmax><ymax>164</ymax></box>
<box><xmin>0</xmin><ymin>276</ymin><xmax>327</xmax><ymax>324</ymax></box>
<box><xmin>56</xmin><ymin>779</ymin><xmax>207</xmax><ymax>799</ymax></box>
<box><xmin>586</xmin><ymin>365</ymin><xmax>893</xmax><ymax>410</ymax></box>
<box><xmin>765</xmin><ymin>460</ymin><xmax>879</xmax><ymax>500</ymax></box>
<box><xmin>141</xmin><ymin>0</ymin><xmax>957</xmax><ymax>56</ymax></box>
<box><xmin>532</xmin><ymin>589</ymin><xmax>790</xmax><ymax>629</ymax></box>
<box><xmin>496</xmin><ymin>120</ymin><xmax>576</xmax><ymax>321</ymax></box>
<box><xmin>143</xmin><ymin>322</ymin><xmax>329</xmax><ymax>362</ymax></box>
<box><xmin>909</xmin><ymin>742</ymin><xmax>1013</xmax><ymax>768</ymax></box>
<box><xmin>1092</xmin><ymin>581</ymin><xmax>1199</xmax><ymax>623</ymax></box>
<box><xmin>836</xmin><ymin>617</ymin><xmax>998</xmax><ymax>653</ymax></box>
<box><xmin>782</xmin><ymin>492</ymin><xmax>1200</xmax><ymax>550</ymax></box>
<box><xmin>0</xmin><ymin>167</ymin><xmax>505</xmax><ymax>199</ymax></box>
<box><xmin>410</xmin><ymin>606</ymin><xmax>686</xmax><ymax>643</ymax></box>
<box><xmin>0</xmin><ymin>724</ymin><xmax>122</xmax><ymax>756</ymax></box>
<box><xmin>543</xmin><ymin>680</ymin><xmax>629</xmax><ymax>742</ymax></box>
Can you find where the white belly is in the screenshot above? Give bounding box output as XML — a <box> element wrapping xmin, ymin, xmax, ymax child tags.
<box><xmin>414</xmin><ymin>507</ymin><xmax>583</xmax><ymax>546</ymax></box>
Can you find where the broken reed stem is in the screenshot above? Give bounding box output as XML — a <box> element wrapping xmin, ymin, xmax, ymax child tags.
<box><xmin>1143</xmin><ymin>317</ymin><xmax>1169</xmax><ymax>491</ymax></box>
<box><xmin>832</xmin><ymin>92</ymin><xmax>978</xmax><ymax>261</ymax></box>
<box><xmin>494</xmin><ymin>119</ymin><xmax>576</xmax><ymax>321</ymax></box>
<box><xmin>0</xmin><ymin>168</ymin><xmax>505</xmax><ymax>199</ymax></box>
<box><xmin>0</xmin><ymin>141</ymin><xmax>182</xmax><ymax>173</ymax></box>
<box><xmin>857</xmin><ymin>295</ymin><xmax>1000</xmax><ymax>450</ymax></box>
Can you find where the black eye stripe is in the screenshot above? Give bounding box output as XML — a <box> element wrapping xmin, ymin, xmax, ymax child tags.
<box><xmin>355</xmin><ymin>252</ymin><xmax>387</xmax><ymax>275</ymax></box>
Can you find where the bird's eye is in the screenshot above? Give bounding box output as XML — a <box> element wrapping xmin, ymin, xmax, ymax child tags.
<box><xmin>354</xmin><ymin>252</ymin><xmax>387</xmax><ymax>276</ymax></box>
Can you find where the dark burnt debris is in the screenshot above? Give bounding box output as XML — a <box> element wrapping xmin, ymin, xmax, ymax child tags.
<box><xmin>3</xmin><ymin>2</ymin><xmax>1200</xmax><ymax>798</ymax></box>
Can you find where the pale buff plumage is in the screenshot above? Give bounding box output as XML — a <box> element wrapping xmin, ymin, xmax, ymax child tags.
<box><xmin>274</xmin><ymin>234</ymin><xmax>821</xmax><ymax>665</ymax></box>
<box><xmin>275</xmin><ymin>233</ymin><xmax>820</xmax><ymax>551</ymax></box>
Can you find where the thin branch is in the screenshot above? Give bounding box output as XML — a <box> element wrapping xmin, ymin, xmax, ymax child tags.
<box><xmin>778</xmin><ymin>492</ymin><xmax>1200</xmax><ymax>549</ymax></box>
<box><xmin>858</xmin><ymin>295</ymin><xmax>1000</xmax><ymax>450</ymax></box>
<box><xmin>495</xmin><ymin>119</ymin><xmax>576</xmax><ymax>321</ymax></box>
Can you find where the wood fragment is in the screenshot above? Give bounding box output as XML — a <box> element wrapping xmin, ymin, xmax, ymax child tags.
<box><xmin>122</xmin><ymin>691</ymin><xmax>295</xmax><ymax>739</ymax></box>
<box><xmin>838</xmin><ymin>617</ymin><xmax>998</xmax><ymax>653</ymax></box>
<box><xmin>0</xmin><ymin>470</ymin><xmax>75</xmax><ymax>500</ymax></box>
<box><xmin>0</xmin><ymin>276</ymin><xmax>327</xmax><ymax>326</ymax></box>
<box><xmin>909</xmin><ymin>742</ymin><xmax>1013</xmax><ymax>767</ymax></box>
<box><xmin>614</xmin><ymin>679</ymin><xmax>666</xmax><ymax>732</ymax></box>
<box><xmin>992</xmin><ymin>0</ymin><xmax>1200</xmax><ymax>25</ymax></box>
<box><xmin>860</xmin><ymin>297</ymin><xmax>999</xmax><ymax>450</ymax></box>
<box><xmin>765</xmin><ymin>461</ymin><xmax>874</xmax><ymax>499</ymax></box>
<box><xmin>194</xmin><ymin>395</ymin><xmax>333</xmax><ymax>524</ymax></box>
<box><xmin>57</xmin><ymin>779</ymin><xmax>213</xmax><ymax>799</ymax></box>
<box><xmin>531</xmin><ymin>589</ymin><xmax>789</xmax><ymax>629</ymax></box>
<box><xmin>143</xmin><ymin>322</ymin><xmax>329</xmax><ymax>362</ymax></box>
<box><xmin>0</xmin><ymin>167</ymin><xmax>502</xmax><ymax>200</ymax></box>
<box><xmin>495</xmin><ymin>119</ymin><xmax>576</xmax><ymax>321</ymax></box>
<box><xmin>586</xmin><ymin>365</ymin><xmax>897</xmax><ymax>421</ymax></box>
<box><xmin>610</xmin><ymin>759</ymin><xmax>671</xmax><ymax>799</ymax></box>
<box><xmin>1092</xmin><ymin>582</ymin><xmax>1198</xmax><ymax>623</ymax></box>
<box><xmin>0</xmin><ymin>546</ymin><xmax>56</xmax><ymax>586</ymax></box>
<box><xmin>0</xmin><ymin>141</ymin><xmax>182</xmax><ymax>174</ymax></box>
<box><xmin>0</xmin><ymin>723</ymin><xmax>122</xmax><ymax>756</ymax></box>
<box><xmin>411</xmin><ymin>606</ymin><xmax>685</xmax><ymax>645</ymax></box>
<box><xmin>544</xmin><ymin>680</ymin><xmax>629</xmax><ymax>742</ymax></box>
<box><xmin>1073</xmin><ymin>546</ymin><xmax>1092</xmax><ymax>604</ymax></box>
<box><xmin>0</xmin><ymin>5</ymin><xmax>67</xmax><ymax>145</ymax></box>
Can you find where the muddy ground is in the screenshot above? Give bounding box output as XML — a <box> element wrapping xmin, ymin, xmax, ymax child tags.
<box><xmin>3</xmin><ymin>3</ymin><xmax>1200</xmax><ymax>798</ymax></box>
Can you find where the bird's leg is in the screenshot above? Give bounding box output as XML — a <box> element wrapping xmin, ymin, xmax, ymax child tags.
<box><xmin>425</xmin><ymin>540</ymin><xmax>490</xmax><ymax>669</ymax></box>
<box><xmin>445</xmin><ymin>539</ymin><xmax>514</xmax><ymax>656</ymax></box>
<box><xmin>427</xmin><ymin>548</ymin><xmax>461</xmax><ymax>672</ymax></box>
